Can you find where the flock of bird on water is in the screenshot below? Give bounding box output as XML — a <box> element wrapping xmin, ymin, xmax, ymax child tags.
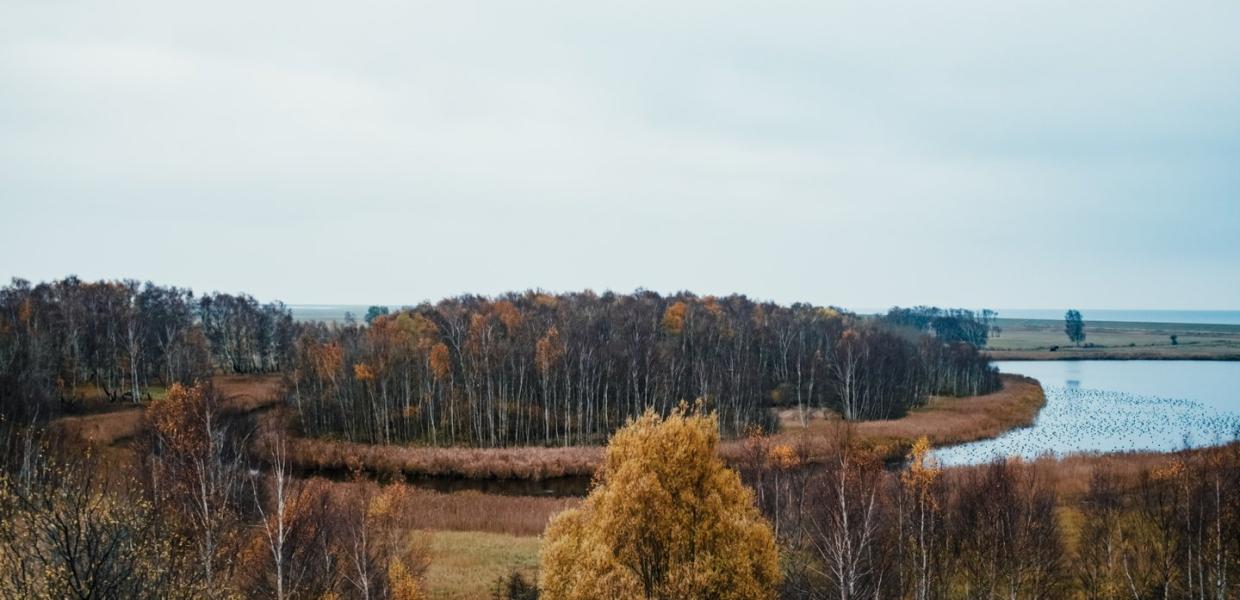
<box><xmin>932</xmin><ymin>384</ymin><xmax>1240</xmax><ymax>467</ymax></box>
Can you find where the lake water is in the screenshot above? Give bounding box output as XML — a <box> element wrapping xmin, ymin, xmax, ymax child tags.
<box><xmin>933</xmin><ymin>360</ymin><xmax>1240</xmax><ymax>466</ymax></box>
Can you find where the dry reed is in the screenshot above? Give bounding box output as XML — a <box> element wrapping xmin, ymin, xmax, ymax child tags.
<box><xmin>300</xmin><ymin>476</ymin><xmax>578</xmax><ymax>536</ymax></box>
<box><xmin>286</xmin><ymin>437</ymin><xmax>604</xmax><ymax>480</ymax></box>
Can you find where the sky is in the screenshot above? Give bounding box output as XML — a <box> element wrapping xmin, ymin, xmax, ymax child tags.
<box><xmin>2</xmin><ymin>1</ymin><xmax>1238</xmax><ymax>310</ymax></box>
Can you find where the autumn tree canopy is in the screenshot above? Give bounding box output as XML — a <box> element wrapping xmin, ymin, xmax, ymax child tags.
<box><xmin>539</xmin><ymin>405</ymin><xmax>780</xmax><ymax>599</ymax></box>
<box><xmin>0</xmin><ymin>276</ymin><xmax>295</xmax><ymax>423</ymax></box>
<box><xmin>291</xmin><ymin>291</ymin><xmax>1001</xmax><ymax>447</ymax></box>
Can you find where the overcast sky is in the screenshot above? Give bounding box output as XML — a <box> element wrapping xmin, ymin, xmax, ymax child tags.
<box><xmin>2</xmin><ymin>1</ymin><xmax>1238</xmax><ymax>309</ymax></box>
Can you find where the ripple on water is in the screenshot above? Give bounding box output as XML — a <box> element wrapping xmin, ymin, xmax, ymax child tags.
<box><xmin>932</xmin><ymin>386</ymin><xmax>1240</xmax><ymax>466</ymax></box>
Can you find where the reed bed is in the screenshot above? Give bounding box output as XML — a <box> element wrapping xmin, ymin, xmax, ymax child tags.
<box><xmin>854</xmin><ymin>374</ymin><xmax>1044</xmax><ymax>447</ymax></box>
<box><xmin>299</xmin><ymin>476</ymin><xmax>577</xmax><ymax>536</ymax></box>
<box><xmin>286</xmin><ymin>437</ymin><xmax>604</xmax><ymax>480</ymax></box>
<box><xmin>285</xmin><ymin>375</ymin><xmax>1044</xmax><ymax>481</ymax></box>
<box><xmin>214</xmin><ymin>374</ymin><xmax>286</xmax><ymax>413</ymax></box>
<box><xmin>49</xmin><ymin>409</ymin><xmax>146</xmax><ymax>445</ymax></box>
<box><xmin>725</xmin><ymin>374</ymin><xmax>1045</xmax><ymax>463</ymax></box>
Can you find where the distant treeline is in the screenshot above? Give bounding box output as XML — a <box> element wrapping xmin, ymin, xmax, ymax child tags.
<box><xmin>290</xmin><ymin>292</ymin><xmax>1000</xmax><ymax>447</ymax></box>
<box><xmin>1</xmin><ymin>279</ymin><xmax>1001</xmax><ymax>445</ymax></box>
<box><xmin>881</xmin><ymin>306</ymin><xmax>999</xmax><ymax>347</ymax></box>
<box><xmin>0</xmin><ymin>277</ymin><xmax>295</xmax><ymax>421</ymax></box>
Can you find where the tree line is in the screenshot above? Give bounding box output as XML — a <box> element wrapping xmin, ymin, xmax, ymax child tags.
<box><xmin>0</xmin><ymin>276</ymin><xmax>296</xmax><ymax>423</ymax></box>
<box><xmin>289</xmin><ymin>291</ymin><xmax>1000</xmax><ymax>447</ymax></box>
<box><xmin>2</xmin><ymin>278</ymin><xmax>1001</xmax><ymax>447</ymax></box>
<box><xmin>880</xmin><ymin>306</ymin><xmax>999</xmax><ymax>347</ymax></box>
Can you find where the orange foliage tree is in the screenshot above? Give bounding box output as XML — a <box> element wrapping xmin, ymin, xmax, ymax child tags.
<box><xmin>539</xmin><ymin>405</ymin><xmax>780</xmax><ymax>599</ymax></box>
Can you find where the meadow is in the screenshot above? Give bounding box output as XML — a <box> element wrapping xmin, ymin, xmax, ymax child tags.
<box><xmin>985</xmin><ymin>317</ymin><xmax>1240</xmax><ymax>359</ymax></box>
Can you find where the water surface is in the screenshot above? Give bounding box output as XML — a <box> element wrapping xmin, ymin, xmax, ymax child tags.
<box><xmin>934</xmin><ymin>360</ymin><xmax>1240</xmax><ymax>465</ymax></box>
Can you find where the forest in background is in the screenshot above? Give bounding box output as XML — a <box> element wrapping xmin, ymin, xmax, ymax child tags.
<box><xmin>1</xmin><ymin>278</ymin><xmax>999</xmax><ymax>448</ymax></box>
<box><xmin>0</xmin><ymin>277</ymin><xmax>296</xmax><ymax>424</ymax></box>
<box><xmin>279</xmin><ymin>293</ymin><xmax>1001</xmax><ymax>446</ymax></box>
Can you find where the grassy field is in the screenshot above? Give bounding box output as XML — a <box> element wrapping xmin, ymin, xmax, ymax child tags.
<box><xmin>423</xmin><ymin>531</ymin><xmax>541</xmax><ymax>600</ymax></box>
<box><xmin>985</xmin><ymin>317</ymin><xmax>1240</xmax><ymax>360</ymax></box>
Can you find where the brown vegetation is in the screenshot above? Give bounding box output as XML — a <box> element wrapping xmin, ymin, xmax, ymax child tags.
<box><xmin>290</xmin><ymin>292</ymin><xmax>998</xmax><ymax>448</ymax></box>
<box><xmin>287</xmin><ymin>437</ymin><xmax>603</xmax><ymax>481</ymax></box>
<box><xmin>280</xmin><ymin>374</ymin><xmax>1042</xmax><ymax>482</ymax></box>
<box><xmin>48</xmin><ymin>407</ymin><xmax>147</xmax><ymax>445</ymax></box>
<box><xmin>739</xmin><ymin>429</ymin><xmax>1240</xmax><ymax>599</ymax></box>
<box><xmin>48</xmin><ymin>373</ymin><xmax>284</xmax><ymax>448</ymax></box>
<box><xmin>296</xmin><ymin>478</ymin><xmax>577</xmax><ymax>536</ymax></box>
<box><xmin>719</xmin><ymin>373</ymin><xmax>1045</xmax><ymax>465</ymax></box>
<box><xmin>843</xmin><ymin>373</ymin><xmax>1043</xmax><ymax>460</ymax></box>
<box><xmin>0</xmin><ymin>277</ymin><xmax>296</xmax><ymax>428</ymax></box>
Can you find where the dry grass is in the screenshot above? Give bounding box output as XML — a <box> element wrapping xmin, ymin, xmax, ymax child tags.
<box><xmin>726</xmin><ymin>374</ymin><xmax>1045</xmax><ymax>463</ymax></box>
<box><xmin>215</xmin><ymin>374</ymin><xmax>286</xmax><ymax>413</ymax></box>
<box><xmin>286</xmin><ymin>437</ymin><xmax>604</xmax><ymax>481</ymax></box>
<box><xmin>984</xmin><ymin>317</ymin><xmax>1240</xmax><ymax>360</ymax></box>
<box><xmin>295</xmin><ymin>476</ymin><xmax>578</xmax><ymax>536</ymax></box>
<box><xmin>423</xmin><ymin>530</ymin><xmax>541</xmax><ymax>600</ymax></box>
<box><xmin>404</xmin><ymin>489</ymin><xmax>576</xmax><ymax>536</ymax></box>
<box><xmin>50</xmin><ymin>374</ymin><xmax>284</xmax><ymax>447</ymax></box>
<box><xmin>285</xmin><ymin>375</ymin><xmax>1044</xmax><ymax>481</ymax></box>
<box><xmin>1027</xmin><ymin>448</ymin><xmax>1203</xmax><ymax>501</ymax></box>
<box><xmin>852</xmin><ymin>374</ymin><xmax>1043</xmax><ymax>448</ymax></box>
<box><xmin>49</xmin><ymin>409</ymin><xmax>146</xmax><ymax>446</ymax></box>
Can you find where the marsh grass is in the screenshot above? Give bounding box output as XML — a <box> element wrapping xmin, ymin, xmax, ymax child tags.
<box><xmin>284</xmin><ymin>375</ymin><xmax>1044</xmax><ymax>482</ymax></box>
<box><xmin>738</xmin><ymin>374</ymin><xmax>1046</xmax><ymax>463</ymax></box>
<box><xmin>51</xmin><ymin>374</ymin><xmax>284</xmax><ymax>447</ymax></box>
<box><xmin>286</xmin><ymin>438</ymin><xmax>605</xmax><ymax>481</ymax></box>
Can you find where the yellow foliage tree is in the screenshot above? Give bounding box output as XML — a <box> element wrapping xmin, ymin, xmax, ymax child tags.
<box><xmin>901</xmin><ymin>437</ymin><xmax>940</xmax><ymax>600</ymax></box>
<box><xmin>539</xmin><ymin>405</ymin><xmax>780</xmax><ymax>600</ymax></box>
<box><xmin>661</xmin><ymin>301</ymin><xmax>687</xmax><ymax>335</ymax></box>
<box><xmin>387</xmin><ymin>556</ymin><xmax>425</xmax><ymax>600</ymax></box>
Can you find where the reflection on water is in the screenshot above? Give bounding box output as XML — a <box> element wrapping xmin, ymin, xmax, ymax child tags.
<box><xmin>934</xmin><ymin>360</ymin><xmax>1240</xmax><ymax>466</ymax></box>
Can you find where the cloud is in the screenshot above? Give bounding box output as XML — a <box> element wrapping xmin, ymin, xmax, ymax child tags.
<box><xmin>1</xmin><ymin>0</ymin><xmax>1237</xmax><ymax>307</ymax></box>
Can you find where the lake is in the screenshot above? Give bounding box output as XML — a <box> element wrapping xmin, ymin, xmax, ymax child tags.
<box><xmin>933</xmin><ymin>360</ymin><xmax>1240</xmax><ymax>466</ymax></box>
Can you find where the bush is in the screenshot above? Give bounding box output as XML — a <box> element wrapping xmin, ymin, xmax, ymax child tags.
<box><xmin>492</xmin><ymin>570</ymin><xmax>539</xmax><ymax>600</ymax></box>
<box><xmin>539</xmin><ymin>405</ymin><xmax>780</xmax><ymax>599</ymax></box>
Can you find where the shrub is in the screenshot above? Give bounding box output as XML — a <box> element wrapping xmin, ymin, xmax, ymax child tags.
<box><xmin>539</xmin><ymin>404</ymin><xmax>780</xmax><ymax>599</ymax></box>
<box><xmin>492</xmin><ymin>570</ymin><xmax>539</xmax><ymax>600</ymax></box>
